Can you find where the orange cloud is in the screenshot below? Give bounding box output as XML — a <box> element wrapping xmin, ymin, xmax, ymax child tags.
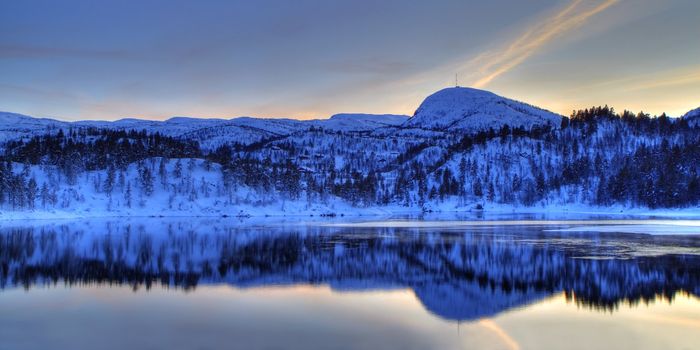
<box><xmin>465</xmin><ymin>0</ymin><xmax>619</xmax><ymax>88</ymax></box>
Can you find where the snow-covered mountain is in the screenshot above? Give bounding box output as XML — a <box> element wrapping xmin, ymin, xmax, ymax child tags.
<box><xmin>1</xmin><ymin>88</ymin><xmax>699</xmax><ymax>216</ymax></box>
<box><xmin>0</xmin><ymin>87</ymin><xmax>575</xmax><ymax>146</ymax></box>
<box><xmin>404</xmin><ymin>87</ymin><xmax>562</xmax><ymax>132</ymax></box>
<box><xmin>0</xmin><ymin>112</ymin><xmax>66</xmax><ymax>143</ymax></box>
<box><xmin>683</xmin><ymin>107</ymin><xmax>700</xmax><ymax>127</ymax></box>
<box><xmin>309</xmin><ymin>113</ymin><xmax>408</xmax><ymax>132</ymax></box>
<box><xmin>0</xmin><ymin>111</ymin><xmax>410</xmax><ymax>149</ymax></box>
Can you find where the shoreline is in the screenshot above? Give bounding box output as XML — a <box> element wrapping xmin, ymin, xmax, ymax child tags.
<box><xmin>1</xmin><ymin>203</ymin><xmax>699</xmax><ymax>222</ymax></box>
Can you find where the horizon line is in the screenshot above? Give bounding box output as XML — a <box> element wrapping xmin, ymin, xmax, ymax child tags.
<box><xmin>1</xmin><ymin>85</ymin><xmax>696</xmax><ymax>123</ymax></box>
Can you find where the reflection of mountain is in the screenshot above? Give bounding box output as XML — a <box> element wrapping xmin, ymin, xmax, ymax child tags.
<box><xmin>1</xmin><ymin>222</ymin><xmax>698</xmax><ymax>321</ymax></box>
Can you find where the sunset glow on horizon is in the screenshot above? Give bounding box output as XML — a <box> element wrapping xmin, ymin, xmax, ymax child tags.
<box><xmin>1</xmin><ymin>0</ymin><xmax>698</xmax><ymax>121</ymax></box>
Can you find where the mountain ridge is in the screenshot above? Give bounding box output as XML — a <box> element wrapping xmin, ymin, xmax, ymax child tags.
<box><xmin>3</xmin><ymin>87</ymin><xmax>697</xmax><ymax>140</ymax></box>
<box><xmin>683</xmin><ymin>107</ymin><xmax>700</xmax><ymax>127</ymax></box>
<box><xmin>0</xmin><ymin>87</ymin><xmax>568</xmax><ymax>149</ymax></box>
<box><xmin>404</xmin><ymin>87</ymin><xmax>563</xmax><ymax>131</ymax></box>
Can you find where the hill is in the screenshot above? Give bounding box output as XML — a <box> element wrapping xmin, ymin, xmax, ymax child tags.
<box><xmin>404</xmin><ymin>87</ymin><xmax>562</xmax><ymax>132</ymax></box>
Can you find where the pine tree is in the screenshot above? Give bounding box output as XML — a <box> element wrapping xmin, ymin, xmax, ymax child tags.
<box><xmin>125</xmin><ymin>182</ymin><xmax>132</xmax><ymax>208</ymax></box>
<box><xmin>0</xmin><ymin>162</ymin><xmax>6</xmax><ymax>205</ymax></box>
<box><xmin>174</xmin><ymin>159</ymin><xmax>183</xmax><ymax>178</ymax></box>
<box><xmin>535</xmin><ymin>173</ymin><xmax>546</xmax><ymax>199</ymax></box>
<box><xmin>473</xmin><ymin>177</ymin><xmax>483</xmax><ymax>198</ymax></box>
<box><xmin>103</xmin><ymin>166</ymin><xmax>116</xmax><ymax>194</ymax></box>
<box><xmin>26</xmin><ymin>177</ymin><xmax>38</xmax><ymax>209</ymax></box>
<box><xmin>487</xmin><ymin>182</ymin><xmax>495</xmax><ymax>202</ymax></box>
<box><xmin>118</xmin><ymin>171</ymin><xmax>126</xmax><ymax>190</ymax></box>
<box><xmin>40</xmin><ymin>182</ymin><xmax>50</xmax><ymax>208</ymax></box>
<box><xmin>159</xmin><ymin>158</ymin><xmax>168</xmax><ymax>188</ymax></box>
<box><xmin>458</xmin><ymin>157</ymin><xmax>467</xmax><ymax>197</ymax></box>
<box><xmin>596</xmin><ymin>176</ymin><xmax>609</xmax><ymax>205</ymax></box>
<box><xmin>139</xmin><ymin>166</ymin><xmax>154</xmax><ymax>196</ymax></box>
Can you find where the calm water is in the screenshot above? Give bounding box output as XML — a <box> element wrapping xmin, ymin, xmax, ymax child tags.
<box><xmin>1</xmin><ymin>218</ymin><xmax>699</xmax><ymax>350</ymax></box>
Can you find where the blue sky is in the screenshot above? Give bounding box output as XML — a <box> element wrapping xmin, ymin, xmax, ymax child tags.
<box><xmin>1</xmin><ymin>0</ymin><xmax>698</xmax><ymax>120</ymax></box>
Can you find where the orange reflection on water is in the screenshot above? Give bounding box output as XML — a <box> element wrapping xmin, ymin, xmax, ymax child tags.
<box><xmin>478</xmin><ymin>320</ymin><xmax>521</xmax><ymax>350</ymax></box>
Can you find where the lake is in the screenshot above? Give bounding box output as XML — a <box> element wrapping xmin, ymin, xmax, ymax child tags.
<box><xmin>1</xmin><ymin>217</ymin><xmax>699</xmax><ymax>350</ymax></box>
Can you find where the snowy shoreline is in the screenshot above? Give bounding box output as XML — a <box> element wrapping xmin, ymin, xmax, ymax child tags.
<box><xmin>1</xmin><ymin>202</ymin><xmax>699</xmax><ymax>222</ymax></box>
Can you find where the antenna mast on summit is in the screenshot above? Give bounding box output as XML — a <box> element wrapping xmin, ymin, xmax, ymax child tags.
<box><xmin>455</xmin><ymin>73</ymin><xmax>460</xmax><ymax>87</ymax></box>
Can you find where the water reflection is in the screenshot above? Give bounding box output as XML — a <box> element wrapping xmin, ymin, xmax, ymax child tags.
<box><xmin>0</xmin><ymin>220</ymin><xmax>698</xmax><ymax>322</ymax></box>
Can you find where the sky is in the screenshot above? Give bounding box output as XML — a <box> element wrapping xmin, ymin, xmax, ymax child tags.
<box><xmin>1</xmin><ymin>0</ymin><xmax>699</xmax><ymax>121</ymax></box>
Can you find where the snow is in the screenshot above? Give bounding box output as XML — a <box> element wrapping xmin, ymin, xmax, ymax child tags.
<box><xmin>404</xmin><ymin>87</ymin><xmax>562</xmax><ymax>131</ymax></box>
<box><xmin>0</xmin><ymin>111</ymin><xmax>65</xmax><ymax>142</ymax></box>
<box><xmin>1</xmin><ymin>160</ymin><xmax>698</xmax><ymax>224</ymax></box>
<box><xmin>310</xmin><ymin>113</ymin><xmax>408</xmax><ymax>132</ymax></box>
<box><xmin>682</xmin><ymin>107</ymin><xmax>700</xmax><ymax>127</ymax></box>
<box><xmin>0</xmin><ymin>111</ymin><xmax>410</xmax><ymax>148</ymax></box>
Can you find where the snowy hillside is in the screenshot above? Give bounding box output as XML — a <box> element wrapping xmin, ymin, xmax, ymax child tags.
<box><xmin>0</xmin><ymin>111</ymin><xmax>410</xmax><ymax>149</ymax></box>
<box><xmin>405</xmin><ymin>87</ymin><xmax>562</xmax><ymax>132</ymax></box>
<box><xmin>309</xmin><ymin>113</ymin><xmax>408</xmax><ymax>132</ymax></box>
<box><xmin>0</xmin><ymin>157</ymin><xmax>366</xmax><ymax>219</ymax></box>
<box><xmin>1</xmin><ymin>89</ymin><xmax>699</xmax><ymax>217</ymax></box>
<box><xmin>683</xmin><ymin>107</ymin><xmax>700</xmax><ymax>127</ymax></box>
<box><xmin>0</xmin><ymin>112</ymin><xmax>66</xmax><ymax>143</ymax></box>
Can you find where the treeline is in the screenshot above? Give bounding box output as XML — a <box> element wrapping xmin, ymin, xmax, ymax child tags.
<box><xmin>3</xmin><ymin>128</ymin><xmax>200</xmax><ymax>177</ymax></box>
<box><xmin>0</xmin><ymin>162</ymin><xmax>44</xmax><ymax>209</ymax></box>
<box><xmin>565</xmin><ymin>105</ymin><xmax>689</xmax><ymax>133</ymax></box>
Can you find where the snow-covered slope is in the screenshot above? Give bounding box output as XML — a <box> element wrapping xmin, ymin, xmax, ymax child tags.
<box><xmin>0</xmin><ymin>113</ymin><xmax>297</xmax><ymax>148</ymax></box>
<box><xmin>0</xmin><ymin>112</ymin><xmax>66</xmax><ymax>142</ymax></box>
<box><xmin>0</xmin><ymin>112</ymin><xmax>411</xmax><ymax>148</ymax></box>
<box><xmin>1</xmin><ymin>87</ymin><xmax>566</xmax><ymax>145</ymax></box>
<box><xmin>170</xmin><ymin>117</ymin><xmax>308</xmax><ymax>149</ymax></box>
<box><xmin>683</xmin><ymin>107</ymin><xmax>700</xmax><ymax>127</ymax></box>
<box><xmin>404</xmin><ymin>87</ymin><xmax>562</xmax><ymax>132</ymax></box>
<box><xmin>310</xmin><ymin>113</ymin><xmax>408</xmax><ymax>132</ymax></box>
<box><xmin>0</xmin><ymin>157</ymin><xmax>366</xmax><ymax>218</ymax></box>
<box><xmin>77</xmin><ymin>116</ymin><xmax>309</xmax><ymax>148</ymax></box>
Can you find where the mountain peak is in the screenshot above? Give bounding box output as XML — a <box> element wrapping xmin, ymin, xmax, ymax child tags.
<box><xmin>424</xmin><ymin>86</ymin><xmax>498</xmax><ymax>99</ymax></box>
<box><xmin>683</xmin><ymin>107</ymin><xmax>700</xmax><ymax>127</ymax></box>
<box><xmin>404</xmin><ymin>87</ymin><xmax>562</xmax><ymax>132</ymax></box>
<box><xmin>683</xmin><ymin>107</ymin><xmax>700</xmax><ymax>118</ymax></box>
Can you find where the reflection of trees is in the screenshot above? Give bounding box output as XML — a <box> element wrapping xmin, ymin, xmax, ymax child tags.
<box><xmin>1</xmin><ymin>224</ymin><xmax>698</xmax><ymax>320</ymax></box>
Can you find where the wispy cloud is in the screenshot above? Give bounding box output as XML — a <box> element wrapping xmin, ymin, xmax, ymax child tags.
<box><xmin>463</xmin><ymin>0</ymin><xmax>619</xmax><ymax>88</ymax></box>
<box><xmin>0</xmin><ymin>83</ymin><xmax>81</xmax><ymax>101</ymax></box>
<box><xmin>563</xmin><ymin>63</ymin><xmax>700</xmax><ymax>93</ymax></box>
<box><xmin>324</xmin><ymin>58</ymin><xmax>414</xmax><ymax>75</ymax></box>
<box><xmin>533</xmin><ymin>62</ymin><xmax>700</xmax><ymax>117</ymax></box>
<box><xmin>620</xmin><ymin>69</ymin><xmax>700</xmax><ymax>92</ymax></box>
